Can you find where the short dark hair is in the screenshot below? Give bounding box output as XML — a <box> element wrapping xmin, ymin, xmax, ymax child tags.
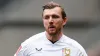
<box><xmin>42</xmin><ymin>1</ymin><xmax>67</xmax><ymax>19</ymax></box>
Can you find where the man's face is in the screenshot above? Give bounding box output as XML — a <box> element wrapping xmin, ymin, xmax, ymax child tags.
<box><xmin>42</xmin><ymin>7</ymin><xmax>67</xmax><ymax>35</ymax></box>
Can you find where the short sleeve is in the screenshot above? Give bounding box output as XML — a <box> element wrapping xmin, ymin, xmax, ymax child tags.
<box><xmin>14</xmin><ymin>44</ymin><xmax>28</xmax><ymax>56</ymax></box>
<box><xmin>76</xmin><ymin>50</ymin><xmax>88</xmax><ymax>56</ymax></box>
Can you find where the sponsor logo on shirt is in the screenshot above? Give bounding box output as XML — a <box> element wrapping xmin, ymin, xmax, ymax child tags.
<box><xmin>35</xmin><ymin>48</ymin><xmax>42</xmax><ymax>51</ymax></box>
<box><xmin>62</xmin><ymin>48</ymin><xmax>70</xmax><ymax>56</ymax></box>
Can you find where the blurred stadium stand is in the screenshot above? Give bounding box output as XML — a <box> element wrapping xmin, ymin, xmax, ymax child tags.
<box><xmin>0</xmin><ymin>0</ymin><xmax>100</xmax><ymax>56</ymax></box>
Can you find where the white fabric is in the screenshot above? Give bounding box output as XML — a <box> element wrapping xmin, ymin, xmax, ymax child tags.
<box><xmin>14</xmin><ymin>31</ymin><xmax>88</xmax><ymax>56</ymax></box>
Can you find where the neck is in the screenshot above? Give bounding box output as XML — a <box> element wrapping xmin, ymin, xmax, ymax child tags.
<box><xmin>46</xmin><ymin>31</ymin><xmax>63</xmax><ymax>43</ymax></box>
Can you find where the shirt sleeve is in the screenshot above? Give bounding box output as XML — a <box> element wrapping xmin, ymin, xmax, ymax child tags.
<box><xmin>14</xmin><ymin>45</ymin><xmax>28</xmax><ymax>56</ymax></box>
<box><xmin>14</xmin><ymin>46</ymin><xmax>23</xmax><ymax>56</ymax></box>
<box><xmin>77</xmin><ymin>50</ymin><xmax>88</xmax><ymax>56</ymax></box>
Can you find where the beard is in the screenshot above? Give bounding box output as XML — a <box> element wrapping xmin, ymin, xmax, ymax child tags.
<box><xmin>46</xmin><ymin>26</ymin><xmax>62</xmax><ymax>36</ymax></box>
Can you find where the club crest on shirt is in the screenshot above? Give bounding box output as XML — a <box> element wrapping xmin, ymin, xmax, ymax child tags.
<box><xmin>62</xmin><ymin>48</ymin><xmax>70</xmax><ymax>56</ymax></box>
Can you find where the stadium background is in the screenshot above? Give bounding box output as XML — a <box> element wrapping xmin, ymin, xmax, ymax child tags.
<box><xmin>0</xmin><ymin>0</ymin><xmax>100</xmax><ymax>56</ymax></box>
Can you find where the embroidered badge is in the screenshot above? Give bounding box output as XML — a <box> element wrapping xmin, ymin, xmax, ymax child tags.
<box><xmin>62</xmin><ymin>48</ymin><xmax>70</xmax><ymax>56</ymax></box>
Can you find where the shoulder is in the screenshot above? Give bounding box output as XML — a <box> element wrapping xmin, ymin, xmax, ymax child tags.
<box><xmin>21</xmin><ymin>31</ymin><xmax>45</xmax><ymax>47</ymax></box>
<box><xmin>63</xmin><ymin>35</ymin><xmax>87</xmax><ymax>56</ymax></box>
<box><xmin>63</xmin><ymin>35</ymin><xmax>84</xmax><ymax>50</ymax></box>
<box><xmin>15</xmin><ymin>32</ymin><xmax>45</xmax><ymax>56</ymax></box>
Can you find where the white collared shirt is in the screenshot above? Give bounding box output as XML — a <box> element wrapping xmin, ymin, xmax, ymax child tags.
<box><xmin>14</xmin><ymin>31</ymin><xmax>88</xmax><ymax>56</ymax></box>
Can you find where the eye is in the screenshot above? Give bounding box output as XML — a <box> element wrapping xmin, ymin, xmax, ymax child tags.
<box><xmin>44</xmin><ymin>15</ymin><xmax>49</xmax><ymax>19</ymax></box>
<box><xmin>52</xmin><ymin>15</ymin><xmax>59</xmax><ymax>18</ymax></box>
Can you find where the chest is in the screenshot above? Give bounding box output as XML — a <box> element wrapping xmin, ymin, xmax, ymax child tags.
<box><xmin>27</xmin><ymin>44</ymin><xmax>78</xmax><ymax>56</ymax></box>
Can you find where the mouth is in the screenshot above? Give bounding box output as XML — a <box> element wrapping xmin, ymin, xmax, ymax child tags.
<box><xmin>49</xmin><ymin>25</ymin><xmax>55</xmax><ymax>28</ymax></box>
<box><xmin>48</xmin><ymin>25</ymin><xmax>55</xmax><ymax>30</ymax></box>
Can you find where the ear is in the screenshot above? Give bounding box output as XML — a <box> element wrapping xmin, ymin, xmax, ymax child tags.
<box><xmin>63</xmin><ymin>17</ymin><xmax>68</xmax><ymax>26</ymax></box>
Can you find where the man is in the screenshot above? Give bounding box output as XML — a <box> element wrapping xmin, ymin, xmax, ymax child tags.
<box><xmin>14</xmin><ymin>1</ymin><xmax>88</xmax><ymax>56</ymax></box>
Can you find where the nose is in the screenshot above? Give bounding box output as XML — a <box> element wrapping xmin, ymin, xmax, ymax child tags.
<box><xmin>49</xmin><ymin>16</ymin><xmax>53</xmax><ymax>24</ymax></box>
